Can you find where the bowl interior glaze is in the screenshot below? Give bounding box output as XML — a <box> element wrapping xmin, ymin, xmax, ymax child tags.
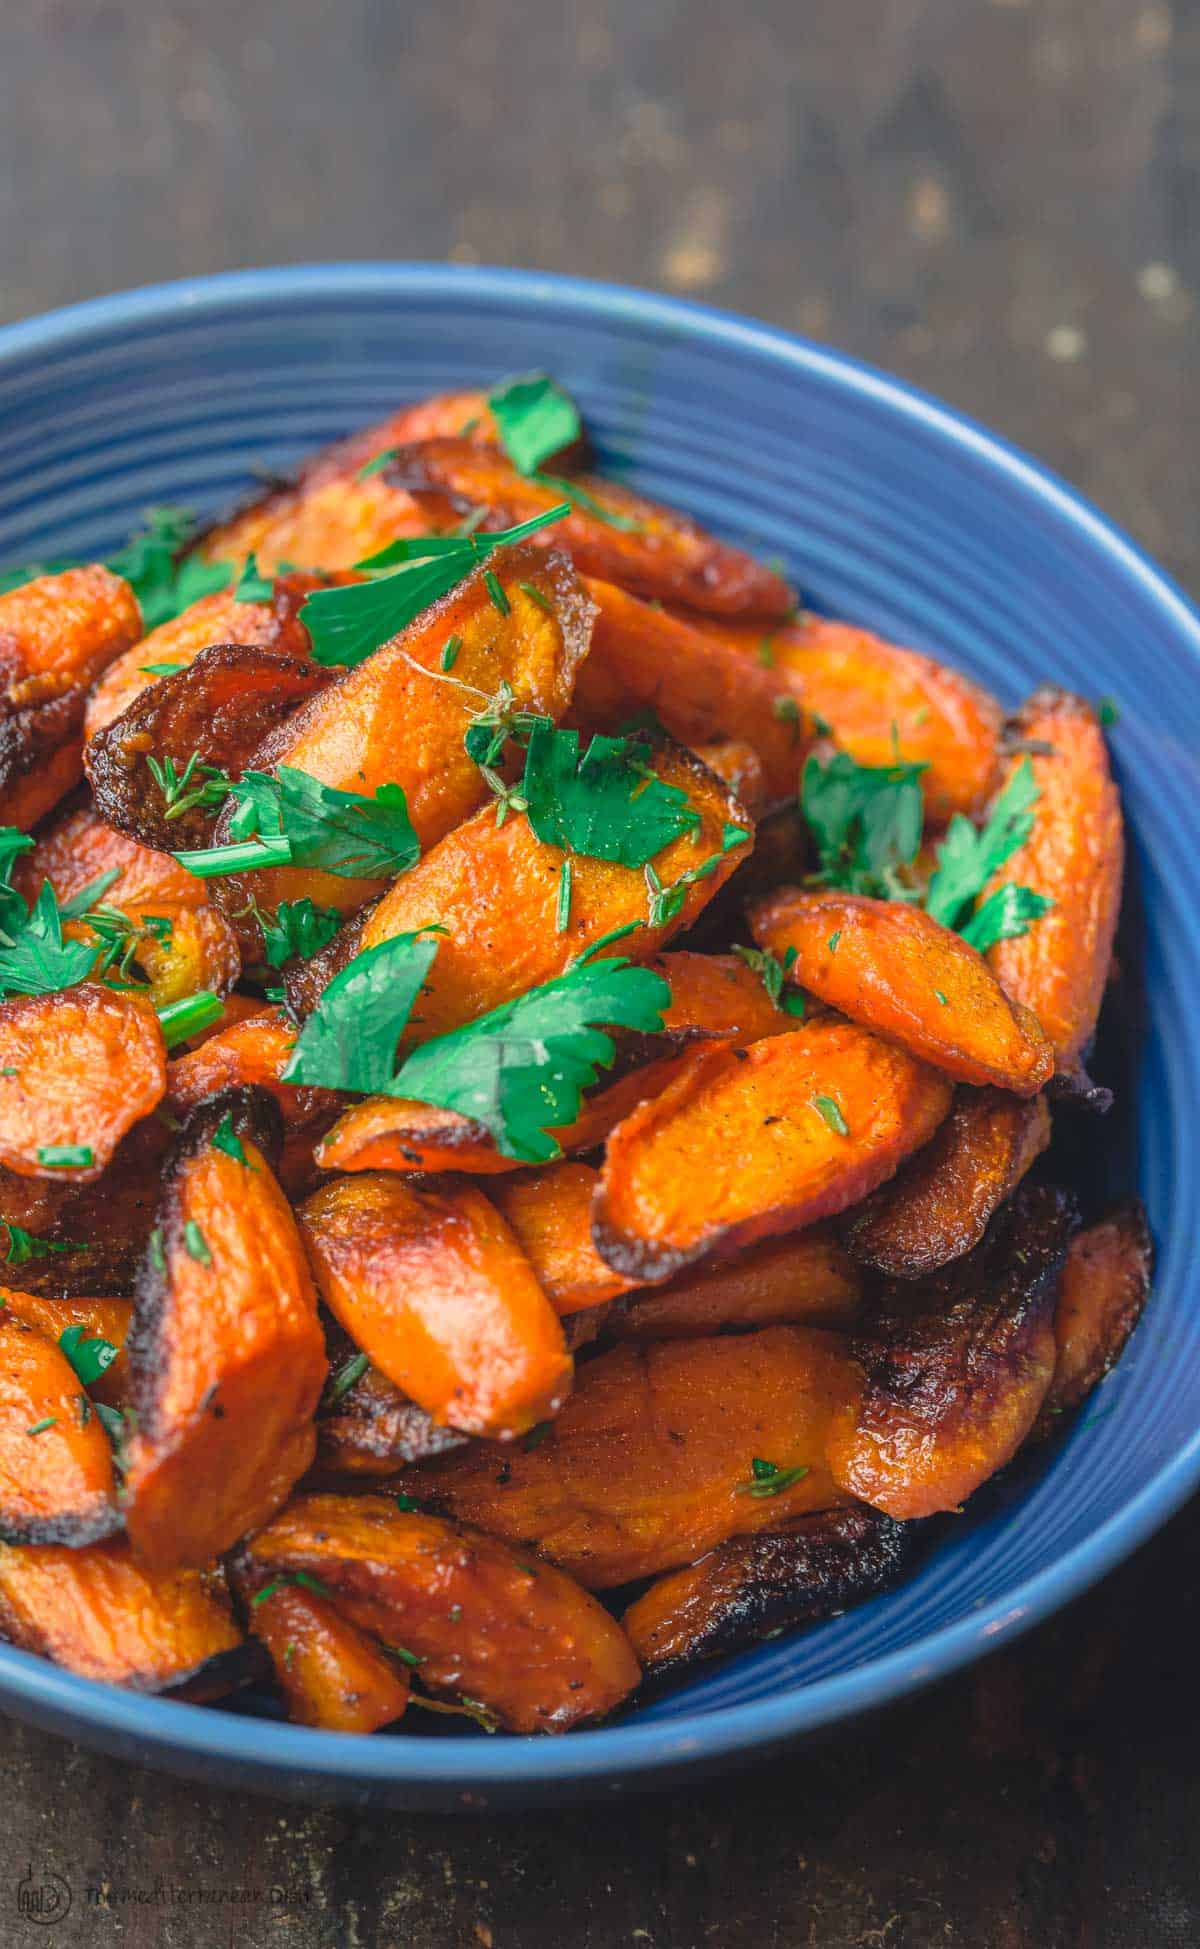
<box><xmin>0</xmin><ymin>264</ymin><xmax>1197</xmax><ymax>1809</ymax></box>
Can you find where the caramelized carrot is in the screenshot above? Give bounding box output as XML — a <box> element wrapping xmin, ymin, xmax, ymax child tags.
<box><xmin>1035</xmin><ymin>1203</ymin><xmax>1152</xmax><ymax>1434</ymax></box>
<box><xmin>690</xmin><ymin>740</ymin><xmax>768</xmax><ymax>817</ymax></box>
<box><xmin>238</xmin><ymin>1492</ymin><xmax>640</xmax><ymax>1732</ymax></box>
<box><xmin>352</xmin><ymin>740</ymin><xmax>750</xmax><ymax>1043</ymax></box>
<box><xmin>123</xmin><ymin>1089</ymin><xmax>326</xmax><ymax>1568</ymax></box>
<box><xmin>245</xmin><ymin>1581</ymin><xmax>410</xmax><ymax>1732</ymax></box>
<box><xmin>594</xmin><ymin>1020</ymin><xmax>953</xmax><ymax>1281</ymax></box>
<box><xmin>164</xmin><ymin>1006</ymin><xmax>340</xmax><ymax>1197</ymax></box>
<box><xmin>212</xmin><ymin>543</ymin><xmax>594</xmax><ymax>935</ymax></box>
<box><xmin>299</xmin><ymin>1173</ymin><xmax>571</xmax><ymax>1438</ymax></box>
<box><xmin>386</xmin><ymin>439</ymin><xmax>794</xmax><ymax>617</ymax></box>
<box><xmin>0</xmin><ymin>1539</ymin><xmax>255</xmax><ymax>1696</ymax></box>
<box><xmin>0</xmin><ymin>1118</ymin><xmax>169</xmax><ymax>1298</ymax></box>
<box><xmin>0</xmin><ymin>566</ymin><xmax>142</xmax><ymax>826</ymax></box>
<box><xmin>0</xmin><ymin>985</ymin><xmax>166</xmax><ymax>1183</ymax></box>
<box><xmin>613</xmin><ymin>1226</ymin><xmax>863</xmax><ymax>1338</ymax></box>
<box><xmin>317</xmin><ymin>1318</ymin><xmax>468</xmax><ymax>1477</ymax></box>
<box><xmin>573</xmin><ymin>579</ymin><xmax>805</xmax><ymax>796</ymax></box>
<box><xmin>84</xmin><ymin>585</ymin><xmax>281</xmax><ymax>737</ymax></box>
<box><xmin>750</xmin><ymin>889</ymin><xmax>1054</xmax><ymax>1095</ymax></box>
<box><xmin>844</xmin><ymin>1088</ymin><xmax>1051</xmax><ymax>1278</ymax></box>
<box><xmin>489</xmin><ymin>1164</ymin><xmax>640</xmax><ymax>1314</ymax></box>
<box><xmin>828</xmin><ymin>1185</ymin><xmax>1075</xmax><ymax>1518</ymax></box>
<box><xmin>682</xmin><ymin>613</ymin><xmax>1003</xmax><ymax>822</ymax></box>
<box><xmin>0</xmin><ymin>1314</ymin><xmax>118</xmax><ymax>1542</ymax></box>
<box><xmin>403</xmin><ymin>1327</ymin><xmax>854</xmax><ymax>1587</ymax></box>
<box><xmin>196</xmin><ymin>473</ymin><xmax>432</xmax><ymax>574</ymax></box>
<box><xmin>984</xmin><ymin>689</ymin><xmax>1124</xmax><ymax>1085</ymax></box>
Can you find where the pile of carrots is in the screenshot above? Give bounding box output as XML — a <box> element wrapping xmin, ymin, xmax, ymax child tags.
<box><xmin>0</xmin><ymin>375</ymin><xmax>1149</xmax><ymax>1736</ymax></box>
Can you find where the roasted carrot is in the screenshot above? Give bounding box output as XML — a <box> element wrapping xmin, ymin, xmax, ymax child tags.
<box><xmin>317</xmin><ymin>1315</ymin><xmax>468</xmax><ymax>1477</ymax></box>
<box><xmin>750</xmin><ymin>889</ymin><xmax>1054</xmax><ymax>1095</ymax></box>
<box><xmin>385</xmin><ymin>439</ymin><xmax>794</xmax><ymax>617</ymax></box>
<box><xmin>689</xmin><ymin>740</ymin><xmax>768</xmax><ymax>818</ymax></box>
<box><xmin>0</xmin><ymin>566</ymin><xmax>142</xmax><ymax>827</ymax></box>
<box><xmin>238</xmin><ymin>1493</ymin><xmax>641</xmax><ymax>1732</ymax></box>
<box><xmin>613</xmin><ymin>1226</ymin><xmax>863</xmax><ymax>1338</ymax></box>
<box><xmin>594</xmin><ymin>1020</ymin><xmax>953</xmax><ymax>1281</ymax></box>
<box><xmin>1035</xmin><ymin>1203</ymin><xmax>1152</xmax><ymax>1435</ymax></box>
<box><xmin>211</xmin><ymin>543</ymin><xmax>594</xmax><ymax>936</ymax></box>
<box><xmin>623</xmin><ymin>1504</ymin><xmax>911</xmax><ymax>1682</ymax></box>
<box><xmin>573</xmin><ymin>579</ymin><xmax>805</xmax><ymax>797</ymax></box>
<box><xmin>0</xmin><ymin>1290</ymin><xmax>132</xmax><ymax>1408</ymax></box>
<box><xmin>0</xmin><ymin>985</ymin><xmax>166</xmax><ymax>1183</ymax></box>
<box><xmin>0</xmin><ymin>1539</ymin><xmax>257</xmax><ymax>1697</ymax></box>
<box><xmin>984</xmin><ymin>689</ymin><xmax>1124</xmax><ymax>1088</ymax></box>
<box><xmin>0</xmin><ymin>1314</ymin><xmax>119</xmax><ymax>1543</ymax></box>
<box><xmin>84</xmin><ymin>585</ymin><xmax>282</xmax><ymax>738</ymax></box>
<box><xmin>196</xmin><ymin>471</ymin><xmax>432</xmax><ymax>574</ymax></box>
<box><xmin>828</xmin><ymin>1185</ymin><xmax>1076</xmax><ymax>1518</ymax></box>
<box><xmin>123</xmin><ymin>1088</ymin><xmax>326</xmax><ymax>1568</ymax></box>
<box><xmin>489</xmin><ymin>1164</ymin><xmax>640</xmax><ymax>1314</ymax></box>
<box><xmin>681</xmin><ymin>613</ymin><xmax>1003</xmax><ymax>822</ymax></box>
<box><xmin>299</xmin><ymin>1173</ymin><xmax>571</xmax><ymax>1438</ymax></box>
<box><xmin>350</xmin><ymin>739</ymin><xmax>750</xmax><ymax>1043</ymax></box>
<box><xmin>843</xmin><ymin>1088</ymin><xmax>1051</xmax><ymax>1278</ymax></box>
<box><xmin>245</xmin><ymin>1580</ymin><xmax>410</xmax><ymax>1732</ymax></box>
<box><xmin>0</xmin><ymin>1117</ymin><xmax>169</xmax><ymax>1298</ymax></box>
<box><xmin>403</xmin><ymin>1327</ymin><xmax>854</xmax><ymax>1587</ymax></box>
<box><xmin>164</xmin><ymin>1007</ymin><xmax>341</xmax><ymax>1198</ymax></box>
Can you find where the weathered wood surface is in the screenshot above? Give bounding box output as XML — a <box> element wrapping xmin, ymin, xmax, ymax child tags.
<box><xmin>0</xmin><ymin>2</ymin><xmax>1196</xmax><ymax>1942</ymax></box>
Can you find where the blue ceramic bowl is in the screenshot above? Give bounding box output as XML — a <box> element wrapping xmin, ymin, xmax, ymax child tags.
<box><xmin>0</xmin><ymin>265</ymin><xmax>1197</xmax><ymax>1810</ymax></box>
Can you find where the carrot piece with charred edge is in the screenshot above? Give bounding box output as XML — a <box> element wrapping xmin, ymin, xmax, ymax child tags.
<box><xmin>983</xmin><ymin>688</ymin><xmax>1124</xmax><ymax>1091</ymax></box>
<box><xmin>299</xmin><ymin>1173</ymin><xmax>571</xmax><ymax>1439</ymax></box>
<box><xmin>0</xmin><ymin>1314</ymin><xmax>119</xmax><ymax>1544</ymax></box>
<box><xmin>165</xmin><ymin>1007</ymin><xmax>341</xmax><ymax>1199</ymax></box>
<box><xmin>350</xmin><ymin>740</ymin><xmax>750</xmax><ymax>1044</ymax></box>
<box><xmin>0</xmin><ymin>566</ymin><xmax>142</xmax><ymax>828</ymax></box>
<box><xmin>676</xmin><ymin>612</ymin><xmax>1003</xmax><ymax>823</ymax></box>
<box><xmin>1033</xmin><ymin>1203</ymin><xmax>1152</xmax><ymax>1437</ymax></box>
<box><xmin>613</xmin><ymin>1226</ymin><xmax>863</xmax><ymax>1339</ymax></box>
<box><xmin>0</xmin><ymin>1118</ymin><xmax>169</xmax><ymax>1299</ymax></box>
<box><xmin>689</xmin><ymin>740</ymin><xmax>768</xmax><ymax>818</ymax></box>
<box><xmin>0</xmin><ymin>1291</ymin><xmax>132</xmax><ymax>1408</ymax></box>
<box><xmin>749</xmin><ymin>889</ymin><xmax>1054</xmax><ymax>1096</ymax></box>
<box><xmin>0</xmin><ymin>1539</ymin><xmax>258</xmax><ymax>1698</ymax></box>
<box><xmin>593</xmin><ymin>1020</ymin><xmax>953</xmax><ymax>1284</ymax></box>
<box><xmin>0</xmin><ymin>985</ymin><xmax>166</xmax><ymax>1185</ymax></box>
<box><xmin>572</xmin><ymin>580</ymin><xmax>805</xmax><ymax>797</ymax></box>
<box><xmin>122</xmin><ymin>1087</ymin><xmax>326</xmax><ymax>1569</ymax></box>
<box><xmin>489</xmin><ymin>1165</ymin><xmax>641</xmax><ymax>1315</ymax></box>
<box><xmin>827</xmin><ymin>1184</ymin><xmax>1077</xmax><ymax>1520</ymax></box>
<box><xmin>209</xmin><ymin>545</ymin><xmax>595</xmax><ymax>942</ymax></box>
<box><xmin>86</xmin><ymin>640</ymin><xmax>332</xmax><ymax>854</ymax></box>
<box><xmin>623</xmin><ymin>1504</ymin><xmax>912</xmax><ymax>1683</ymax></box>
<box><xmin>317</xmin><ymin>1312</ymin><xmax>467</xmax><ymax>1477</ymax></box>
<box><xmin>238</xmin><ymin>1494</ymin><xmax>640</xmax><ymax>1733</ymax></box>
<box><xmin>400</xmin><ymin>1327</ymin><xmax>854</xmax><ymax>1588</ymax></box>
<box><xmin>244</xmin><ymin>1580</ymin><xmax>410</xmax><ymax>1732</ymax></box>
<box><xmin>84</xmin><ymin>586</ymin><xmax>284</xmax><ymax>738</ymax></box>
<box><xmin>843</xmin><ymin>1088</ymin><xmax>1052</xmax><ymax>1279</ymax></box>
<box><xmin>313</xmin><ymin>949</ymin><xmax>790</xmax><ymax>1177</ymax></box>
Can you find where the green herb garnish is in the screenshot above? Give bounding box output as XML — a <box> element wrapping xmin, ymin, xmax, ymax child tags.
<box><xmin>556</xmin><ymin>860</ymin><xmax>572</xmax><ymax>933</ymax></box>
<box><xmin>26</xmin><ymin>1417</ymin><xmax>57</xmax><ymax>1437</ymax></box>
<box><xmin>145</xmin><ymin>751</ymin><xmax>233</xmax><ymax>824</ymax></box>
<box><xmin>732</xmin><ymin>943</ymin><xmax>805</xmax><ymax>1016</ymax></box>
<box><xmin>233</xmin><ymin>554</ymin><xmax>273</xmax><ymax>602</ymax></box>
<box><xmin>36</xmin><ymin>1145</ymin><xmax>93</xmax><ymax>1170</ymax></box>
<box><xmin>256</xmin><ymin>897</ymin><xmax>341</xmax><ymax>968</ymax></box>
<box><xmin>148</xmin><ymin>1228</ymin><xmax>167</xmax><ymax>1274</ymax></box>
<box><xmin>4</xmin><ymin>1224</ymin><xmax>86</xmax><ymax>1265</ymax></box>
<box><xmin>58</xmin><ymin>1324</ymin><xmax>119</xmax><ymax>1388</ymax></box>
<box><xmin>440</xmin><ymin>634</ymin><xmax>462</xmax><ymax>672</ymax></box>
<box><xmin>960</xmin><ymin>884</ymin><xmax>1054</xmax><ymax>953</ymax></box>
<box><xmin>488</xmin><ymin>373</ymin><xmax>582</xmax><ymax>475</ymax></box>
<box><xmin>520</xmin><ymin>723</ymin><xmax>701</xmax><ymax>868</ymax></box>
<box><xmin>643</xmin><ymin>825</ymin><xmax>750</xmax><ymax>927</ymax></box>
<box><xmin>183</xmin><ymin>1220</ymin><xmax>212</xmax><ymax>1266</ymax></box>
<box><xmin>281</xmin><ymin>929</ymin><xmax>444</xmax><ymax>1094</ymax></box>
<box><xmin>811</xmin><ymin>1094</ymin><xmax>849</xmax><ymax>1136</ymax></box>
<box><xmin>737</xmin><ymin>1457</ymin><xmax>810</xmax><ymax>1498</ymax></box>
<box><xmin>0</xmin><ymin>883</ymin><xmax>97</xmax><ymax>997</ymax></box>
<box><xmin>326</xmin><ymin>1351</ymin><xmax>369</xmax><ymax>1405</ymax></box>
<box><xmin>251</xmin><ymin>1570</ymin><xmax>333</xmax><ymax>1608</ymax></box>
<box><xmin>924</xmin><ymin>758</ymin><xmax>1040</xmax><ymax>930</ymax></box>
<box><xmin>211</xmin><ymin>1112</ymin><xmax>249</xmax><ymax>1166</ymax></box>
<box><xmin>156</xmin><ymin>991</ymin><xmax>224</xmax><ymax>1049</ymax></box>
<box><xmin>802</xmin><ymin>750</ymin><xmax>926</xmax><ymax>900</ymax></box>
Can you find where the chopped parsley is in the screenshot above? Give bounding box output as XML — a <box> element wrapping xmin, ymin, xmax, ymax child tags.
<box><xmin>440</xmin><ymin>634</ymin><xmax>461</xmax><ymax>672</ymax></box>
<box><xmin>556</xmin><ymin>860</ymin><xmax>572</xmax><ymax>934</ymax></box>
<box><xmin>251</xmin><ymin>1570</ymin><xmax>333</xmax><ymax>1608</ymax></box>
<box><xmin>299</xmin><ymin>504</ymin><xmax>570</xmax><ymax>668</ymax></box>
<box><xmin>519</xmin><ymin>581</ymin><xmax>552</xmax><ymax>613</ymax></box>
<box><xmin>826</xmin><ymin>930</ymin><xmax>841</xmax><ymax>955</ymax></box>
<box><xmin>58</xmin><ymin>1324</ymin><xmax>119</xmax><ymax>1388</ymax></box>
<box><xmin>0</xmin><ymin>507</ymin><xmax>241</xmax><ymax>624</ymax></box>
<box><xmin>520</xmin><ymin>723</ymin><xmax>701</xmax><ymax>868</ymax></box>
<box><xmin>737</xmin><ymin>1457</ymin><xmax>810</xmax><ymax>1499</ymax></box>
<box><xmin>26</xmin><ymin>1417</ymin><xmax>58</xmax><ymax>1437</ymax></box>
<box><xmin>924</xmin><ymin>759</ymin><xmax>1040</xmax><ymax>930</ymax></box>
<box><xmin>256</xmin><ymin>897</ymin><xmax>341</xmax><ymax>968</ymax></box>
<box><xmin>233</xmin><ymin>554</ymin><xmax>273</xmax><ymax>602</ymax></box>
<box><xmin>394</xmin><ymin>1493</ymin><xmax>422</xmax><ymax>1513</ymax></box>
<box><xmin>484</xmin><ymin>570</ymin><xmax>510</xmax><ymax>616</ymax></box>
<box><xmin>802</xmin><ymin>750</ymin><xmax>926</xmax><ymax>900</ymax></box>
<box><xmin>811</xmin><ymin>1094</ymin><xmax>849</xmax><ymax>1137</ymax></box>
<box><xmin>960</xmin><ymin>883</ymin><xmax>1054</xmax><ymax>953</ymax></box>
<box><xmin>325</xmin><ymin>1351</ymin><xmax>369</xmax><ymax>1405</ymax></box>
<box><xmin>5</xmin><ymin>1224</ymin><xmax>86</xmax><ymax>1265</ymax></box>
<box><xmin>36</xmin><ymin>1146</ymin><xmax>93</xmax><ymax>1170</ymax></box>
<box><xmin>183</xmin><ymin>1220</ymin><xmax>212</xmax><ymax>1266</ymax></box>
<box><xmin>211</xmin><ymin>1112</ymin><xmax>250</xmax><ymax>1166</ymax></box>
<box><xmin>282</xmin><ymin>929</ymin><xmax>444</xmax><ymax>1094</ymax></box>
<box><xmin>148</xmin><ymin>1228</ymin><xmax>167</xmax><ymax>1274</ymax></box>
<box><xmin>177</xmin><ymin>766</ymin><xmax>419</xmax><ymax>884</ymax></box>
<box><xmin>0</xmin><ymin>882</ymin><xmax>97</xmax><ymax>998</ymax></box>
<box><xmin>487</xmin><ymin>372</ymin><xmax>582</xmax><ymax>475</ymax></box>
<box><xmin>140</xmin><ymin>660</ymin><xmax>183</xmax><ymax>677</ymax></box>
<box><xmin>643</xmin><ymin>824</ymin><xmax>750</xmax><ymax>927</ymax></box>
<box><xmin>732</xmin><ymin>943</ymin><xmax>805</xmax><ymax>1016</ymax></box>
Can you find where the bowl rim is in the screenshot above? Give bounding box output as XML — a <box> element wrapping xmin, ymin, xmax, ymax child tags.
<box><xmin>2</xmin><ymin>259</ymin><xmax>1199</xmax><ymax>1795</ymax></box>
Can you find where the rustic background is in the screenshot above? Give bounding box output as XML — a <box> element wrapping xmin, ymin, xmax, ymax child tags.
<box><xmin>2</xmin><ymin>1</ymin><xmax>1198</xmax><ymax>1943</ymax></box>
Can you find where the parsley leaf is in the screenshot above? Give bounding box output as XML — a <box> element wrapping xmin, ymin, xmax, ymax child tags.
<box><xmin>37</xmin><ymin>1145</ymin><xmax>93</xmax><ymax>1170</ymax></box>
<box><xmin>737</xmin><ymin>1457</ymin><xmax>810</xmax><ymax>1499</ymax></box>
<box><xmin>924</xmin><ymin>758</ymin><xmax>1040</xmax><ymax>929</ymax></box>
<box><xmin>960</xmin><ymin>884</ymin><xmax>1054</xmax><ymax>953</ymax></box>
<box><xmin>0</xmin><ymin>882</ymin><xmax>97</xmax><ymax>997</ymax></box>
<box><xmin>211</xmin><ymin>1112</ymin><xmax>249</xmax><ymax>1166</ymax></box>
<box><xmin>392</xmin><ymin>956</ymin><xmax>670</xmax><ymax>1163</ymax></box>
<box><xmin>812</xmin><ymin>1094</ymin><xmax>849</xmax><ymax>1136</ymax></box>
<box><xmin>281</xmin><ymin>930</ymin><xmax>443</xmax><ymax>1093</ymax></box>
<box><xmin>0</xmin><ymin>507</ymin><xmax>237</xmax><ymax>624</ymax></box>
<box><xmin>643</xmin><ymin>824</ymin><xmax>750</xmax><ymax>927</ymax></box>
<box><xmin>802</xmin><ymin>750</ymin><xmax>926</xmax><ymax>899</ymax></box>
<box><xmin>521</xmin><ymin>723</ymin><xmax>700</xmax><ymax>867</ymax></box>
<box><xmin>58</xmin><ymin>1324</ymin><xmax>119</xmax><ymax>1388</ymax></box>
<box><xmin>184</xmin><ymin>1220</ymin><xmax>212</xmax><ymax>1266</ymax></box>
<box><xmin>325</xmin><ymin>1351</ymin><xmax>369</xmax><ymax>1405</ymax></box>
<box><xmin>299</xmin><ymin>505</ymin><xmax>570</xmax><ymax>668</ymax></box>
<box><xmin>256</xmin><ymin>897</ymin><xmax>341</xmax><ymax>968</ymax></box>
<box><xmin>732</xmin><ymin>943</ymin><xmax>805</xmax><ymax>1016</ymax></box>
<box><xmin>222</xmin><ymin>766</ymin><xmax>419</xmax><ymax>881</ymax></box>
<box><xmin>4</xmin><ymin>1224</ymin><xmax>86</xmax><ymax>1265</ymax></box>
<box><xmin>487</xmin><ymin>372</ymin><xmax>582</xmax><ymax>475</ymax></box>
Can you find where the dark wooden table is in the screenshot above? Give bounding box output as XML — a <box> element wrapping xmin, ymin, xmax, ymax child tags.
<box><xmin>2</xmin><ymin>2</ymin><xmax>1198</xmax><ymax>1941</ymax></box>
